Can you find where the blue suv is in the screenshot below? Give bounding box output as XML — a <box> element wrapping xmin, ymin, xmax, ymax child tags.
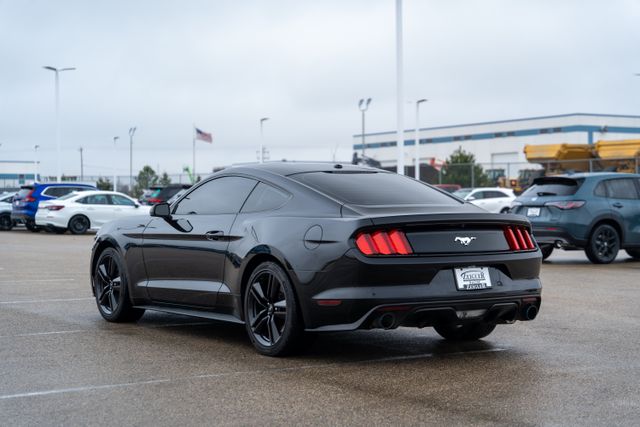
<box><xmin>511</xmin><ymin>173</ymin><xmax>640</xmax><ymax>264</ymax></box>
<box><xmin>12</xmin><ymin>183</ymin><xmax>96</xmax><ymax>231</ymax></box>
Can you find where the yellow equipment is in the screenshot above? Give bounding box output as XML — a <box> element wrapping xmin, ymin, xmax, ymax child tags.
<box><xmin>594</xmin><ymin>140</ymin><xmax>640</xmax><ymax>173</ymax></box>
<box><xmin>524</xmin><ymin>143</ymin><xmax>594</xmax><ymax>173</ymax></box>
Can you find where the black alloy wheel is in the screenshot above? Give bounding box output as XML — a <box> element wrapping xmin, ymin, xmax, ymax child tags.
<box><xmin>93</xmin><ymin>248</ymin><xmax>144</xmax><ymax>322</ymax></box>
<box><xmin>434</xmin><ymin>321</ymin><xmax>496</xmax><ymax>341</ymax></box>
<box><xmin>0</xmin><ymin>214</ymin><xmax>12</xmax><ymax>231</ymax></box>
<box><xmin>244</xmin><ymin>262</ymin><xmax>302</xmax><ymax>356</ymax></box>
<box><xmin>585</xmin><ymin>224</ymin><xmax>619</xmax><ymax>264</ymax></box>
<box><xmin>539</xmin><ymin>244</ymin><xmax>554</xmax><ymax>260</ymax></box>
<box><xmin>69</xmin><ymin>215</ymin><xmax>90</xmax><ymax>235</ymax></box>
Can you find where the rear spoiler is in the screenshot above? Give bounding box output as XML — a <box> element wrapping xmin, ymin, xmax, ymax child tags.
<box><xmin>366</xmin><ymin>212</ymin><xmax>531</xmax><ymax>228</ymax></box>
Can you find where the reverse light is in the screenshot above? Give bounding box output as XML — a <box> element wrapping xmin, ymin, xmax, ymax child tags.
<box><xmin>544</xmin><ymin>200</ymin><xmax>585</xmax><ymax>210</ymax></box>
<box><xmin>503</xmin><ymin>226</ymin><xmax>535</xmax><ymax>251</ymax></box>
<box><xmin>355</xmin><ymin>229</ymin><xmax>413</xmax><ymax>256</ymax></box>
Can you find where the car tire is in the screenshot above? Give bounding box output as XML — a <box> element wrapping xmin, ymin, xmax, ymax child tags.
<box><xmin>243</xmin><ymin>261</ymin><xmax>304</xmax><ymax>357</ymax></box>
<box><xmin>93</xmin><ymin>247</ymin><xmax>145</xmax><ymax>322</ymax></box>
<box><xmin>25</xmin><ymin>220</ymin><xmax>41</xmax><ymax>232</ymax></box>
<box><xmin>0</xmin><ymin>214</ymin><xmax>13</xmax><ymax>231</ymax></box>
<box><xmin>53</xmin><ymin>227</ymin><xmax>67</xmax><ymax>234</ymax></box>
<box><xmin>626</xmin><ymin>249</ymin><xmax>640</xmax><ymax>259</ymax></box>
<box><xmin>68</xmin><ymin>215</ymin><xmax>90</xmax><ymax>235</ymax></box>
<box><xmin>500</xmin><ymin>207</ymin><xmax>510</xmax><ymax>214</ymax></box>
<box><xmin>539</xmin><ymin>244</ymin><xmax>554</xmax><ymax>260</ymax></box>
<box><xmin>434</xmin><ymin>321</ymin><xmax>496</xmax><ymax>341</ymax></box>
<box><xmin>585</xmin><ymin>224</ymin><xmax>619</xmax><ymax>264</ymax></box>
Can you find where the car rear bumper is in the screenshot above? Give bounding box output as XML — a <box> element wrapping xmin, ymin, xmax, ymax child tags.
<box><xmin>35</xmin><ymin>210</ymin><xmax>67</xmax><ymax>229</ymax></box>
<box><xmin>531</xmin><ymin>225</ymin><xmax>586</xmax><ymax>248</ymax></box>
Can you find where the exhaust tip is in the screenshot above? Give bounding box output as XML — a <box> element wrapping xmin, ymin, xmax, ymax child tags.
<box><xmin>378</xmin><ymin>313</ymin><xmax>396</xmax><ymax>329</ymax></box>
<box><xmin>523</xmin><ymin>304</ymin><xmax>538</xmax><ymax>321</ymax></box>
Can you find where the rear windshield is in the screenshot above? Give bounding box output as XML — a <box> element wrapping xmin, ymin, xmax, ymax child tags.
<box><xmin>522</xmin><ymin>177</ymin><xmax>583</xmax><ymax>197</ymax></box>
<box><xmin>290</xmin><ymin>171</ymin><xmax>460</xmax><ymax>206</ymax></box>
<box><xmin>17</xmin><ymin>187</ymin><xmax>33</xmax><ymax>197</ymax></box>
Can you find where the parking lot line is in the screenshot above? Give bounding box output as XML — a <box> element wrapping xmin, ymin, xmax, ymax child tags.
<box><xmin>0</xmin><ymin>278</ymin><xmax>77</xmax><ymax>284</ymax></box>
<box><xmin>0</xmin><ymin>347</ymin><xmax>506</xmax><ymax>401</ymax></box>
<box><xmin>0</xmin><ymin>297</ymin><xmax>93</xmax><ymax>305</ymax></box>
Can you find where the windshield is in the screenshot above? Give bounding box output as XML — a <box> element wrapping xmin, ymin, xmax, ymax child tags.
<box><xmin>522</xmin><ymin>178</ymin><xmax>583</xmax><ymax>197</ymax></box>
<box><xmin>291</xmin><ymin>171</ymin><xmax>460</xmax><ymax>206</ymax></box>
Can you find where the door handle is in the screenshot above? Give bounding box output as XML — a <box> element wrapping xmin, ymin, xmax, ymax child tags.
<box><xmin>205</xmin><ymin>230</ymin><xmax>224</xmax><ymax>240</ymax></box>
<box><xmin>612</xmin><ymin>202</ymin><xmax>624</xmax><ymax>208</ymax></box>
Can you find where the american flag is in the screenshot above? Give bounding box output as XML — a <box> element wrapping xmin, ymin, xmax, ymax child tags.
<box><xmin>195</xmin><ymin>127</ymin><xmax>213</xmax><ymax>143</ymax></box>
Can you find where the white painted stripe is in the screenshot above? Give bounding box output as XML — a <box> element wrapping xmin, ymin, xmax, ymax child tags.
<box><xmin>0</xmin><ymin>278</ymin><xmax>76</xmax><ymax>284</ymax></box>
<box><xmin>0</xmin><ymin>297</ymin><xmax>93</xmax><ymax>305</ymax></box>
<box><xmin>0</xmin><ymin>330</ymin><xmax>87</xmax><ymax>339</ymax></box>
<box><xmin>0</xmin><ymin>347</ymin><xmax>506</xmax><ymax>400</ymax></box>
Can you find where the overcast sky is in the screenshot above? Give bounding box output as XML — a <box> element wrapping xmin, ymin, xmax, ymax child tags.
<box><xmin>1</xmin><ymin>0</ymin><xmax>639</xmax><ymax>178</ymax></box>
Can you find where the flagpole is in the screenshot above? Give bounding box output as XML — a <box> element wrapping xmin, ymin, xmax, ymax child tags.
<box><xmin>192</xmin><ymin>124</ymin><xmax>196</xmax><ymax>183</ymax></box>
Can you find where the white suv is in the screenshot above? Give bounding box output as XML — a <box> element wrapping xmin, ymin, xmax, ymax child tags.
<box><xmin>453</xmin><ymin>187</ymin><xmax>516</xmax><ymax>213</ymax></box>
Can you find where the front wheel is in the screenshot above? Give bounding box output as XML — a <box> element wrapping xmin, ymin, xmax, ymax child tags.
<box><xmin>585</xmin><ymin>224</ymin><xmax>619</xmax><ymax>264</ymax></box>
<box><xmin>93</xmin><ymin>248</ymin><xmax>145</xmax><ymax>322</ymax></box>
<box><xmin>244</xmin><ymin>262</ymin><xmax>303</xmax><ymax>357</ymax></box>
<box><xmin>434</xmin><ymin>321</ymin><xmax>496</xmax><ymax>341</ymax></box>
<box><xmin>0</xmin><ymin>214</ymin><xmax>13</xmax><ymax>231</ymax></box>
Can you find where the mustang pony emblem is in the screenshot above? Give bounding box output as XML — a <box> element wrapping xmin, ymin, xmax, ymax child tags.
<box><xmin>454</xmin><ymin>236</ymin><xmax>477</xmax><ymax>246</ymax></box>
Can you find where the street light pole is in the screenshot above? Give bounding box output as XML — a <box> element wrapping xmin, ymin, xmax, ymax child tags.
<box><xmin>414</xmin><ymin>99</ymin><xmax>427</xmax><ymax>180</ymax></box>
<box><xmin>259</xmin><ymin>117</ymin><xmax>269</xmax><ymax>163</ymax></box>
<box><xmin>113</xmin><ymin>136</ymin><xmax>119</xmax><ymax>191</ymax></box>
<box><xmin>34</xmin><ymin>145</ymin><xmax>40</xmax><ymax>182</ymax></box>
<box><xmin>79</xmin><ymin>147</ymin><xmax>84</xmax><ymax>181</ymax></box>
<box><xmin>43</xmin><ymin>66</ymin><xmax>76</xmax><ymax>182</ymax></box>
<box><xmin>395</xmin><ymin>0</ymin><xmax>405</xmax><ymax>175</ymax></box>
<box><xmin>129</xmin><ymin>127</ymin><xmax>136</xmax><ymax>194</ymax></box>
<box><xmin>358</xmin><ymin>98</ymin><xmax>372</xmax><ymax>159</ymax></box>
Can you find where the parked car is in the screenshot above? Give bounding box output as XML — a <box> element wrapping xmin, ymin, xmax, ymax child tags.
<box><xmin>12</xmin><ymin>183</ymin><xmax>97</xmax><ymax>231</ymax></box>
<box><xmin>138</xmin><ymin>185</ymin><xmax>164</xmax><ymax>205</ymax></box>
<box><xmin>140</xmin><ymin>184</ymin><xmax>191</xmax><ymax>205</ymax></box>
<box><xmin>91</xmin><ymin>162</ymin><xmax>541</xmax><ymax>356</ymax></box>
<box><xmin>0</xmin><ymin>192</ymin><xmax>17</xmax><ymax>231</ymax></box>
<box><xmin>35</xmin><ymin>190</ymin><xmax>150</xmax><ymax>234</ymax></box>
<box><xmin>510</xmin><ymin>173</ymin><xmax>640</xmax><ymax>263</ymax></box>
<box><xmin>433</xmin><ymin>184</ymin><xmax>461</xmax><ymax>193</ymax></box>
<box><xmin>453</xmin><ymin>187</ymin><xmax>516</xmax><ymax>213</ymax></box>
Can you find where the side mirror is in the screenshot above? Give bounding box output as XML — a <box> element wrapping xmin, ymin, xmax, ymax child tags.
<box><xmin>134</xmin><ymin>203</ymin><xmax>140</xmax><ymax>209</ymax></box>
<box><xmin>150</xmin><ymin>202</ymin><xmax>171</xmax><ymax>218</ymax></box>
<box><xmin>467</xmin><ymin>196</ymin><xmax>476</xmax><ymax>201</ymax></box>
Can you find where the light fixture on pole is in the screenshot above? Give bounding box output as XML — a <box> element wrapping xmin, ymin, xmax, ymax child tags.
<box><xmin>414</xmin><ymin>99</ymin><xmax>427</xmax><ymax>180</ymax></box>
<box><xmin>259</xmin><ymin>117</ymin><xmax>269</xmax><ymax>163</ymax></box>
<box><xmin>113</xmin><ymin>136</ymin><xmax>119</xmax><ymax>191</ymax></box>
<box><xmin>395</xmin><ymin>0</ymin><xmax>405</xmax><ymax>175</ymax></box>
<box><xmin>34</xmin><ymin>145</ymin><xmax>40</xmax><ymax>182</ymax></box>
<box><xmin>43</xmin><ymin>66</ymin><xmax>76</xmax><ymax>182</ymax></box>
<box><xmin>358</xmin><ymin>98</ymin><xmax>372</xmax><ymax>159</ymax></box>
<box><xmin>129</xmin><ymin>127</ymin><xmax>136</xmax><ymax>194</ymax></box>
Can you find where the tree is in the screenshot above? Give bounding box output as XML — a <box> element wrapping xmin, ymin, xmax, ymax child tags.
<box><xmin>133</xmin><ymin>165</ymin><xmax>159</xmax><ymax>198</ymax></box>
<box><xmin>159</xmin><ymin>172</ymin><xmax>171</xmax><ymax>186</ymax></box>
<box><xmin>96</xmin><ymin>177</ymin><xmax>112</xmax><ymax>190</ymax></box>
<box><xmin>441</xmin><ymin>147</ymin><xmax>490</xmax><ymax>188</ymax></box>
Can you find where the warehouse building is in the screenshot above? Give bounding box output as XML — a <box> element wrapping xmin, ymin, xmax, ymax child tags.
<box><xmin>353</xmin><ymin>113</ymin><xmax>640</xmax><ymax>180</ymax></box>
<box><xmin>0</xmin><ymin>160</ymin><xmax>37</xmax><ymax>191</ymax></box>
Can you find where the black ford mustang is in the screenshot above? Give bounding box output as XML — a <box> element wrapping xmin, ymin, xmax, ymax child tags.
<box><xmin>91</xmin><ymin>163</ymin><xmax>542</xmax><ymax>356</ymax></box>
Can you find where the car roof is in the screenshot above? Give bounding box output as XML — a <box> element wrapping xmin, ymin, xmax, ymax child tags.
<box><xmin>556</xmin><ymin>172</ymin><xmax>640</xmax><ymax>180</ymax></box>
<box><xmin>69</xmin><ymin>190</ymin><xmax>131</xmax><ymax>197</ymax></box>
<box><xmin>227</xmin><ymin>161</ymin><xmax>379</xmax><ymax>177</ymax></box>
<box><xmin>34</xmin><ymin>182</ymin><xmax>96</xmax><ymax>188</ymax></box>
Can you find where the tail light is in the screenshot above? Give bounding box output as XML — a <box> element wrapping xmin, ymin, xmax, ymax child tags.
<box><xmin>46</xmin><ymin>205</ymin><xmax>65</xmax><ymax>211</ymax></box>
<box><xmin>355</xmin><ymin>229</ymin><xmax>413</xmax><ymax>256</ymax></box>
<box><xmin>24</xmin><ymin>190</ymin><xmax>36</xmax><ymax>203</ymax></box>
<box><xmin>504</xmin><ymin>226</ymin><xmax>535</xmax><ymax>251</ymax></box>
<box><xmin>544</xmin><ymin>200</ymin><xmax>585</xmax><ymax>210</ymax></box>
<box><xmin>148</xmin><ymin>198</ymin><xmax>162</xmax><ymax>204</ymax></box>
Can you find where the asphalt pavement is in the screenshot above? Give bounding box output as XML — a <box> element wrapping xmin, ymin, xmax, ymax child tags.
<box><xmin>0</xmin><ymin>229</ymin><xmax>639</xmax><ymax>426</ymax></box>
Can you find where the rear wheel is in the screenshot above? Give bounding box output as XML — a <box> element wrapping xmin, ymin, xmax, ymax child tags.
<box><xmin>69</xmin><ymin>215</ymin><xmax>90</xmax><ymax>235</ymax></box>
<box><xmin>25</xmin><ymin>220</ymin><xmax>40</xmax><ymax>232</ymax></box>
<box><xmin>626</xmin><ymin>249</ymin><xmax>640</xmax><ymax>259</ymax></box>
<box><xmin>0</xmin><ymin>214</ymin><xmax>13</xmax><ymax>231</ymax></box>
<box><xmin>585</xmin><ymin>224</ymin><xmax>619</xmax><ymax>264</ymax></box>
<box><xmin>244</xmin><ymin>262</ymin><xmax>303</xmax><ymax>357</ymax></box>
<box><xmin>539</xmin><ymin>244</ymin><xmax>554</xmax><ymax>260</ymax></box>
<box><xmin>93</xmin><ymin>248</ymin><xmax>145</xmax><ymax>322</ymax></box>
<box><xmin>434</xmin><ymin>321</ymin><xmax>496</xmax><ymax>341</ymax></box>
<box><xmin>500</xmin><ymin>207</ymin><xmax>510</xmax><ymax>214</ymax></box>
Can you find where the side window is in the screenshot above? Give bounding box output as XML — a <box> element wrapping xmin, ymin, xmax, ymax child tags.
<box><xmin>111</xmin><ymin>195</ymin><xmax>136</xmax><ymax>206</ymax></box>
<box><xmin>241</xmin><ymin>182</ymin><xmax>291</xmax><ymax>213</ymax></box>
<box><xmin>471</xmin><ymin>191</ymin><xmax>485</xmax><ymax>200</ymax></box>
<box><xmin>174</xmin><ymin>176</ymin><xmax>257</xmax><ymax>215</ymax></box>
<box><xmin>594</xmin><ymin>182</ymin><xmax>607</xmax><ymax>197</ymax></box>
<box><xmin>486</xmin><ymin>191</ymin><xmax>506</xmax><ymax>199</ymax></box>
<box><xmin>84</xmin><ymin>195</ymin><xmax>110</xmax><ymax>205</ymax></box>
<box><xmin>605</xmin><ymin>179</ymin><xmax>639</xmax><ymax>200</ymax></box>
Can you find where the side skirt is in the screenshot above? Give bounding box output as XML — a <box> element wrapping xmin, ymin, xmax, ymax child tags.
<box><xmin>134</xmin><ymin>305</ymin><xmax>245</xmax><ymax>324</ymax></box>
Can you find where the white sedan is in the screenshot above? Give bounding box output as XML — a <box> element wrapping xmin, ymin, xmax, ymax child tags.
<box><xmin>453</xmin><ymin>187</ymin><xmax>516</xmax><ymax>213</ymax></box>
<box><xmin>35</xmin><ymin>190</ymin><xmax>150</xmax><ymax>234</ymax></box>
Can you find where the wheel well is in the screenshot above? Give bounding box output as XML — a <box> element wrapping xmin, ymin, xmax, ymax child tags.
<box><xmin>91</xmin><ymin>240</ymin><xmax>115</xmax><ymax>280</ymax></box>
<box><xmin>239</xmin><ymin>253</ymin><xmax>304</xmax><ymax>325</ymax></box>
<box><xmin>68</xmin><ymin>214</ymin><xmax>90</xmax><ymax>231</ymax></box>
<box><xmin>590</xmin><ymin>219</ymin><xmax>623</xmax><ymax>242</ymax></box>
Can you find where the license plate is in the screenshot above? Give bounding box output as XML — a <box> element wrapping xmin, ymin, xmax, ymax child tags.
<box><xmin>454</xmin><ymin>267</ymin><xmax>492</xmax><ymax>290</ymax></box>
<box><xmin>527</xmin><ymin>207</ymin><xmax>540</xmax><ymax>217</ymax></box>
